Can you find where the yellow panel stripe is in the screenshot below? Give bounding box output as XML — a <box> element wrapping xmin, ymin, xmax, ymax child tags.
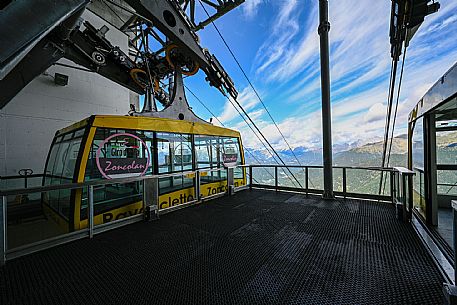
<box><xmin>92</xmin><ymin>115</ymin><xmax>240</xmax><ymax>138</ymax></box>
<box><xmin>57</xmin><ymin>117</ymin><xmax>90</xmax><ymax>135</ymax></box>
<box><xmin>74</xmin><ymin>127</ymin><xmax>96</xmax><ymax>230</ymax></box>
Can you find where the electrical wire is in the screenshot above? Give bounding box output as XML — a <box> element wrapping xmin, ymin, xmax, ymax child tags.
<box><xmin>198</xmin><ymin>1</ymin><xmax>303</xmax><ymax>188</ymax></box>
<box><xmin>382</xmin><ymin>45</ymin><xmax>408</xmax><ymax>193</ymax></box>
<box><xmin>197</xmin><ymin>0</ymin><xmax>304</xmax><ymax>167</ymax></box>
<box><xmin>386</xmin><ymin>46</ymin><xmax>407</xmax><ymax>169</ymax></box>
<box><xmin>224</xmin><ymin>92</ymin><xmax>302</xmax><ymax>188</ymax></box>
<box><xmin>378</xmin><ymin>58</ymin><xmax>398</xmax><ymax>195</ymax></box>
<box><xmin>185</xmin><ymin>84</ymin><xmax>271</xmax><ymax>183</ymax></box>
<box><xmin>225</xmin><ymin>95</ymin><xmax>300</xmax><ymax>187</ymax></box>
<box><xmin>103</xmin><ymin>0</ymin><xmax>303</xmax><ymax>188</ymax></box>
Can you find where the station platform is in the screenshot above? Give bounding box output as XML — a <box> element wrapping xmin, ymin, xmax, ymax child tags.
<box><xmin>0</xmin><ymin>189</ymin><xmax>444</xmax><ymax>304</ymax></box>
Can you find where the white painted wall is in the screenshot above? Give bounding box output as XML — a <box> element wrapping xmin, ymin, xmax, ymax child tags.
<box><xmin>0</xmin><ymin>10</ymin><xmax>130</xmax><ymax>176</ymax></box>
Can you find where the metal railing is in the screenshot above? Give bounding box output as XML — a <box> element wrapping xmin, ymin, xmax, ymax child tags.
<box><xmin>0</xmin><ymin>166</ymin><xmax>246</xmax><ymax>265</ymax></box>
<box><xmin>392</xmin><ymin>167</ymin><xmax>415</xmax><ymax>222</ymax></box>
<box><xmin>0</xmin><ymin>164</ymin><xmax>415</xmax><ymax>265</ymax></box>
<box><xmin>0</xmin><ymin>172</ymin><xmax>45</xmax><ymax>190</ymax></box>
<box><xmin>247</xmin><ymin>164</ymin><xmax>414</xmax><ymax>221</ymax></box>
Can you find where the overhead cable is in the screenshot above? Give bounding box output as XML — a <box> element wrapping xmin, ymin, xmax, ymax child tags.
<box><xmin>185</xmin><ymin>84</ymin><xmax>275</xmax><ymax>183</ymax></box>
<box><xmin>382</xmin><ymin>45</ymin><xmax>408</xmax><ymax>193</ymax></box>
<box><xmin>198</xmin><ymin>1</ymin><xmax>303</xmax><ymax>188</ymax></box>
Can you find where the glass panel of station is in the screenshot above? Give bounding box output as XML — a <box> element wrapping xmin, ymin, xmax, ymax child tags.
<box><xmin>412</xmin><ymin>117</ymin><xmax>426</xmax><ymax>219</ymax></box>
<box><xmin>433</xmin><ymin>96</ymin><xmax>457</xmax><ymax>249</ymax></box>
<box><xmin>411</xmin><ymin>95</ymin><xmax>457</xmax><ymax>250</ymax></box>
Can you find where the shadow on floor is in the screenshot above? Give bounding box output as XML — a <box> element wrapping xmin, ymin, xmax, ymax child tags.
<box><xmin>0</xmin><ymin>189</ymin><xmax>445</xmax><ymax>305</ymax></box>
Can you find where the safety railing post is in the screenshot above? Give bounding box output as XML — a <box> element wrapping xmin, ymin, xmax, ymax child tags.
<box><xmin>249</xmin><ymin>166</ymin><xmax>253</xmax><ymax>189</ymax></box>
<box><xmin>305</xmin><ymin>167</ymin><xmax>309</xmax><ymax>196</ymax></box>
<box><xmin>1</xmin><ymin>196</ymin><xmax>7</xmax><ymax>265</ymax></box>
<box><xmin>342</xmin><ymin>167</ymin><xmax>347</xmax><ymax>199</ymax></box>
<box><xmin>195</xmin><ymin>171</ymin><xmax>201</xmax><ymax>201</ymax></box>
<box><xmin>153</xmin><ymin>177</ymin><xmax>159</xmax><ymax>218</ymax></box>
<box><xmin>88</xmin><ymin>185</ymin><xmax>94</xmax><ymax>239</ymax></box>
<box><xmin>227</xmin><ymin>167</ymin><xmax>234</xmax><ymax>196</ymax></box>
<box><xmin>390</xmin><ymin>170</ymin><xmax>395</xmax><ymax>204</ymax></box>
<box><xmin>274</xmin><ymin>166</ymin><xmax>278</xmax><ymax>191</ymax></box>
<box><xmin>402</xmin><ymin>174</ymin><xmax>407</xmax><ymax>222</ymax></box>
<box><xmin>144</xmin><ymin>177</ymin><xmax>159</xmax><ymax>221</ymax></box>
<box><xmin>453</xmin><ymin>201</ymin><xmax>457</xmax><ymax>284</ymax></box>
<box><xmin>444</xmin><ymin>200</ymin><xmax>457</xmax><ymax>299</ymax></box>
<box><xmin>419</xmin><ymin>171</ymin><xmax>422</xmax><ymax>201</ymax></box>
<box><xmin>407</xmin><ymin>172</ymin><xmax>413</xmax><ymax>221</ymax></box>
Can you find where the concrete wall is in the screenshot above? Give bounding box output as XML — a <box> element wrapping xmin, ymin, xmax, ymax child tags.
<box><xmin>0</xmin><ymin>9</ymin><xmax>131</xmax><ymax>176</ymax></box>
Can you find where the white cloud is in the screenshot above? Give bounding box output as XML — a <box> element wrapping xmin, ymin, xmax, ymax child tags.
<box><xmin>218</xmin><ymin>87</ymin><xmax>259</xmax><ymax>123</ymax></box>
<box><xmin>254</xmin><ymin>0</ymin><xmax>309</xmax><ymax>78</ymax></box>
<box><xmin>219</xmin><ymin>0</ymin><xmax>457</xmax><ymax>153</ymax></box>
<box><xmin>364</xmin><ymin>103</ymin><xmax>386</xmax><ymax>123</ymax></box>
<box><xmin>243</xmin><ymin>0</ymin><xmax>263</xmax><ymax>18</ymax></box>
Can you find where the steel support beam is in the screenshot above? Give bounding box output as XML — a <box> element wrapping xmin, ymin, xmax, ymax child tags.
<box><xmin>318</xmin><ymin>0</ymin><xmax>334</xmax><ymax>199</ymax></box>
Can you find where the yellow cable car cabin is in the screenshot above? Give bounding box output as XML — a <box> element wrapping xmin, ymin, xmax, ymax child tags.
<box><xmin>42</xmin><ymin>115</ymin><xmax>246</xmax><ymax>232</ymax></box>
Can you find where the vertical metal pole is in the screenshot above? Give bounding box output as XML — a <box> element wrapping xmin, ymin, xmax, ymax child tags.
<box><xmin>397</xmin><ymin>172</ymin><xmax>401</xmax><ymax>202</ymax></box>
<box><xmin>88</xmin><ymin>186</ymin><xmax>94</xmax><ymax>238</ymax></box>
<box><xmin>452</xmin><ymin>200</ymin><xmax>457</xmax><ymax>284</ymax></box>
<box><xmin>1</xmin><ymin>196</ymin><xmax>7</xmax><ymax>265</ymax></box>
<box><xmin>226</xmin><ymin>167</ymin><xmax>234</xmax><ymax>196</ymax></box>
<box><xmin>153</xmin><ymin>177</ymin><xmax>159</xmax><ymax>218</ymax></box>
<box><xmin>249</xmin><ymin>166</ymin><xmax>253</xmax><ymax>189</ymax></box>
<box><xmin>305</xmin><ymin>167</ymin><xmax>309</xmax><ymax>196</ymax></box>
<box><xmin>343</xmin><ymin>168</ymin><xmax>347</xmax><ymax>199</ymax></box>
<box><xmin>274</xmin><ymin>166</ymin><xmax>278</xmax><ymax>191</ymax></box>
<box><xmin>390</xmin><ymin>170</ymin><xmax>395</xmax><ymax>203</ymax></box>
<box><xmin>402</xmin><ymin>175</ymin><xmax>407</xmax><ymax>222</ymax></box>
<box><xmin>408</xmin><ymin>173</ymin><xmax>414</xmax><ymax>221</ymax></box>
<box><xmin>144</xmin><ymin>177</ymin><xmax>159</xmax><ymax>220</ymax></box>
<box><xmin>318</xmin><ymin>0</ymin><xmax>334</xmax><ymax>199</ymax></box>
<box><xmin>419</xmin><ymin>171</ymin><xmax>422</xmax><ymax>202</ymax></box>
<box><xmin>142</xmin><ymin>180</ymin><xmax>147</xmax><ymax>216</ymax></box>
<box><xmin>195</xmin><ymin>171</ymin><xmax>201</xmax><ymax>201</ymax></box>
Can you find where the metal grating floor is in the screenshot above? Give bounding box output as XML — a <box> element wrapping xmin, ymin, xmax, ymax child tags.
<box><xmin>0</xmin><ymin>189</ymin><xmax>444</xmax><ymax>304</ymax></box>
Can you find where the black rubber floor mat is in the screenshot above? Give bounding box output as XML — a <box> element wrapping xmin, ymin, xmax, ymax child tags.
<box><xmin>0</xmin><ymin>190</ymin><xmax>444</xmax><ymax>305</ymax></box>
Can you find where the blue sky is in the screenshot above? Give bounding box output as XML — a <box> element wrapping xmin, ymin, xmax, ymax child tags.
<box><xmin>182</xmin><ymin>0</ymin><xmax>457</xmax><ymax>151</ymax></box>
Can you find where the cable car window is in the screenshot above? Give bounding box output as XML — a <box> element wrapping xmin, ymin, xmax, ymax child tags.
<box><xmin>54</xmin><ymin>135</ymin><xmax>64</xmax><ymax>144</ymax></box>
<box><xmin>74</xmin><ymin>128</ymin><xmax>85</xmax><ymax>138</ymax></box>
<box><xmin>81</xmin><ymin>128</ymin><xmax>153</xmax><ymax>218</ymax></box>
<box><xmin>195</xmin><ymin>135</ymin><xmax>211</xmax><ymax>169</ymax></box>
<box><xmin>157</xmin><ymin>132</ymin><xmax>193</xmax><ymax>194</ymax></box>
<box><xmin>222</xmin><ymin>138</ymin><xmax>239</xmax><ymax>166</ymax></box>
<box><xmin>211</xmin><ymin>137</ymin><xmax>222</xmax><ymax>168</ymax></box>
<box><xmin>157</xmin><ymin>133</ymin><xmax>193</xmax><ymax>173</ymax></box>
<box><xmin>57</xmin><ymin>136</ymin><xmax>83</xmax><ymax>218</ymax></box>
<box><xmin>62</xmin><ymin>137</ymin><xmax>82</xmax><ymax>179</ymax></box>
<box><xmin>42</xmin><ymin>129</ymin><xmax>85</xmax><ymax>220</ymax></box>
<box><xmin>46</xmin><ymin>140</ymin><xmax>66</xmax><ymax>212</ymax></box>
<box><xmin>223</xmin><ymin>137</ymin><xmax>243</xmax><ymax>179</ymax></box>
<box><xmin>62</xmin><ymin>132</ymin><xmax>73</xmax><ymax>141</ymax></box>
<box><xmin>195</xmin><ymin>136</ymin><xmax>223</xmax><ymax>183</ymax></box>
<box><xmin>52</xmin><ymin>141</ymin><xmax>71</xmax><ymax>183</ymax></box>
<box><xmin>44</xmin><ymin>136</ymin><xmax>62</xmax><ymax>186</ymax></box>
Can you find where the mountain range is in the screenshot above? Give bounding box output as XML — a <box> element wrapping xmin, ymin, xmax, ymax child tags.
<box><xmin>245</xmin><ymin>134</ymin><xmax>410</xmax><ymax>167</ymax></box>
